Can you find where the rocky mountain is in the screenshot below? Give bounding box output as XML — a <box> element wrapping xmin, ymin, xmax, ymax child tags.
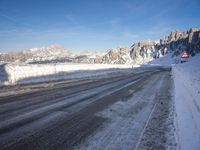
<box><xmin>0</xmin><ymin>44</ymin><xmax>104</xmax><ymax>64</ymax></box>
<box><xmin>129</xmin><ymin>28</ymin><xmax>200</xmax><ymax>64</ymax></box>
<box><xmin>0</xmin><ymin>44</ymin><xmax>70</xmax><ymax>64</ymax></box>
<box><xmin>70</xmin><ymin>51</ymin><xmax>105</xmax><ymax>64</ymax></box>
<box><xmin>25</xmin><ymin>45</ymin><xmax>70</xmax><ymax>63</ymax></box>
<box><xmin>96</xmin><ymin>47</ymin><xmax>132</xmax><ymax>64</ymax></box>
<box><xmin>0</xmin><ymin>51</ymin><xmax>32</xmax><ymax>63</ymax></box>
<box><xmin>99</xmin><ymin>28</ymin><xmax>200</xmax><ymax>64</ymax></box>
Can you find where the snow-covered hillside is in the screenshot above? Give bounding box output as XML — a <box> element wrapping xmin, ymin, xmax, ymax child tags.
<box><xmin>70</xmin><ymin>51</ymin><xmax>105</xmax><ymax>64</ymax></box>
<box><xmin>0</xmin><ymin>44</ymin><xmax>70</xmax><ymax>63</ymax></box>
<box><xmin>25</xmin><ymin>44</ymin><xmax>70</xmax><ymax>63</ymax></box>
<box><xmin>173</xmin><ymin>54</ymin><xmax>200</xmax><ymax>150</ymax></box>
<box><xmin>148</xmin><ymin>53</ymin><xmax>174</xmax><ymax>66</ymax></box>
<box><xmin>0</xmin><ymin>45</ymin><xmax>105</xmax><ymax>64</ymax></box>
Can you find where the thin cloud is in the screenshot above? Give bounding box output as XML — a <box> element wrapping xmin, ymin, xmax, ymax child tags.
<box><xmin>0</xmin><ymin>29</ymin><xmax>18</xmax><ymax>34</ymax></box>
<box><xmin>0</xmin><ymin>11</ymin><xmax>32</xmax><ymax>28</ymax></box>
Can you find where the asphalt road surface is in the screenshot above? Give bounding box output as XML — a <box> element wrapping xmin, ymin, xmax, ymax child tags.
<box><xmin>0</xmin><ymin>67</ymin><xmax>176</xmax><ymax>150</ymax></box>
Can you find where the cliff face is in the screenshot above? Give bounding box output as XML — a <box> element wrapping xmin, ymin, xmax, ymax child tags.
<box><xmin>130</xmin><ymin>40</ymin><xmax>163</xmax><ymax>64</ymax></box>
<box><xmin>160</xmin><ymin>28</ymin><xmax>200</xmax><ymax>56</ymax></box>
<box><xmin>97</xmin><ymin>47</ymin><xmax>132</xmax><ymax>64</ymax></box>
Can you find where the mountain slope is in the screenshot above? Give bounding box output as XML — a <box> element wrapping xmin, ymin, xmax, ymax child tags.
<box><xmin>0</xmin><ymin>44</ymin><xmax>70</xmax><ymax>63</ymax></box>
<box><xmin>97</xmin><ymin>47</ymin><xmax>132</xmax><ymax>64</ymax></box>
<box><xmin>26</xmin><ymin>44</ymin><xmax>70</xmax><ymax>63</ymax></box>
<box><xmin>0</xmin><ymin>45</ymin><xmax>105</xmax><ymax>64</ymax></box>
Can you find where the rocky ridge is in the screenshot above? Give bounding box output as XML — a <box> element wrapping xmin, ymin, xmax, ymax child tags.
<box><xmin>96</xmin><ymin>47</ymin><xmax>132</xmax><ymax>64</ymax></box>
<box><xmin>91</xmin><ymin>28</ymin><xmax>200</xmax><ymax>64</ymax></box>
<box><xmin>129</xmin><ymin>28</ymin><xmax>200</xmax><ymax>64</ymax></box>
<box><xmin>0</xmin><ymin>45</ymin><xmax>70</xmax><ymax>64</ymax></box>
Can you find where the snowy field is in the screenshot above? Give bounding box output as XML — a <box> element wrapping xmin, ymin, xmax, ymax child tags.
<box><xmin>173</xmin><ymin>54</ymin><xmax>200</xmax><ymax>150</ymax></box>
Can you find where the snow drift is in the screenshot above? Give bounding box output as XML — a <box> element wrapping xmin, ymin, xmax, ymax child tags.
<box><xmin>173</xmin><ymin>54</ymin><xmax>200</xmax><ymax>150</ymax></box>
<box><xmin>0</xmin><ymin>63</ymin><xmax>138</xmax><ymax>86</ymax></box>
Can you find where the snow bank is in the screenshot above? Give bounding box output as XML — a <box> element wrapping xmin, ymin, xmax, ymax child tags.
<box><xmin>0</xmin><ymin>63</ymin><xmax>138</xmax><ymax>86</ymax></box>
<box><xmin>172</xmin><ymin>54</ymin><xmax>200</xmax><ymax>150</ymax></box>
<box><xmin>149</xmin><ymin>53</ymin><xmax>174</xmax><ymax>66</ymax></box>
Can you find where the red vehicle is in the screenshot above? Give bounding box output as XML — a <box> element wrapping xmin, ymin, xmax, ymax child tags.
<box><xmin>180</xmin><ymin>51</ymin><xmax>189</xmax><ymax>63</ymax></box>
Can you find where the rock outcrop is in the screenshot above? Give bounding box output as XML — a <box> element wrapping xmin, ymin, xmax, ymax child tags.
<box><xmin>130</xmin><ymin>40</ymin><xmax>162</xmax><ymax>63</ymax></box>
<box><xmin>98</xmin><ymin>47</ymin><xmax>132</xmax><ymax>64</ymax></box>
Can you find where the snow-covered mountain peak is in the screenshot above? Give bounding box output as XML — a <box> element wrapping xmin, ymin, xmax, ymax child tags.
<box><xmin>28</xmin><ymin>44</ymin><xmax>68</xmax><ymax>56</ymax></box>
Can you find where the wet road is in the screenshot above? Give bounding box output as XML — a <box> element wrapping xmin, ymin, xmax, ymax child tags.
<box><xmin>0</xmin><ymin>67</ymin><xmax>175</xmax><ymax>150</ymax></box>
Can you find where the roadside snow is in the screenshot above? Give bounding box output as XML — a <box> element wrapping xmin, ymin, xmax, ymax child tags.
<box><xmin>0</xmin><ymin>63</ymin><xmax>139</xmax><ymax>86</ymax></box>
<box><xmin>172</xmin><ymin>54</ymin><xmax>200</xmax><ymax>150</ymax></box>
<box><xmin>149</xmin><ymin>53</ymin><xmax>174</xmax><ymax>66</ymax></box>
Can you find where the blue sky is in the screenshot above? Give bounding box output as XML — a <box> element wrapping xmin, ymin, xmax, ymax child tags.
<box><xmin>0</xmin><ymin>0</ymin><xmax>199</xmax><ymax>52</ymax></box>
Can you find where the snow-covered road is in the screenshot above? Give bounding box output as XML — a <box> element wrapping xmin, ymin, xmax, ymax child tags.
<box><xmin>0</xmin><ymin>67</ymin><xmax>176</xmax><ymax>150</ymax></box>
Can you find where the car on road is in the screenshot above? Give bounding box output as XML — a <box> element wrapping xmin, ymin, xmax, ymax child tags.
<box><xmin>180</xmin><ymin>51</ymin><xmax>189</xmax><ymax>63</ymax></box>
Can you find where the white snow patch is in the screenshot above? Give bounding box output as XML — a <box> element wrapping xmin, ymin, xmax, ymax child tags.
<box><xmin>0</xmin><ymin>63</ymin><xmax>140</xmax><ymax>86</ymax></box>
<box><xmin>149</xmin><ymin>53</ymin><xmax>174</xmax><ymax>66</ymax></box>
<box><xmin>172</xmin><ymin>53</ymin><xmax>200</xmax><ymax>150</ymax></box>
